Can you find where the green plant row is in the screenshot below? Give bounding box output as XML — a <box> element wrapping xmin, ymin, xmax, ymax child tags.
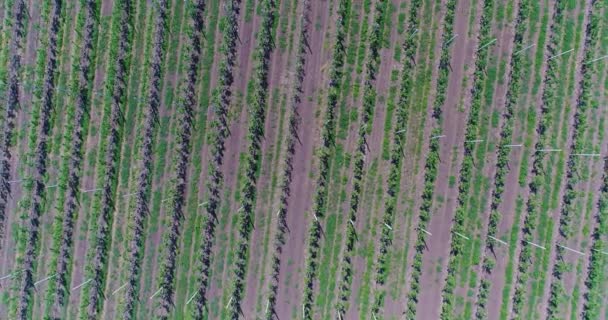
<box><xmin>116</xmin><ymin>0</ymin><xmax>167</xmax><ymax>319</ymax></box>
<box><xmin>264</xmin><ymin>0</ymin><xmax>310</xmax><ymax>319</ymax></box>
<box><xmin>366</xmin><ymin>0</ymin><xmax>422</xmax><ymax>317</ymax></box>
<box><xmin>334</xmin><ymin>0</ymin><xmax>386</xmax><ymax>316</ymax></box>
<box><xmin>474</xmin><ymin>1</ymin><xmax>531</xmax><ymax>319</ymax></box>
<box><xmin>404</xmin><ymin>0</ymin><xmax>457</xmax><ymax>318</ymax></box>
<box><xmin>583</xmin><ymin>157</ymin><xmax>608</xmax><ymax>320</ymax></box>
<box><xmin>227</xmin><ymin>0</ymin><xmax>276</xmax><ymax>318</ymax></box>
<box><xmin>144</xmin><ymin>0</ymin><xmax>183</xmax><ymax>319</ymax></box>
<box><xmin>4</xmin><ymin>0</ymin><xmax>50</xmax><ymax>318</ymax></box>
<box><xmin>440</xmin><ymin>0</ymin><xmax>495</xmax><ymax>318</ymax></box>
<box><xmin>57</xmin><ymin>0</ymin><xmax>133</xmax><ymax>318</ymax></box>
<box><xmin>547</xmin><ymin>1</ymin><xmax>603</xmax><ymax>319</ymax></box>
<box><xmin>300</xmin><ymin>1</ymin><xmax>351</xmax><ymax>319</ymax></box>
<box><xmin>7</xmin><ymin>0</ymin><xmax>58</xmax><ymax>318</ymax></box>
<box><xmin>172</xmin><ymin>0</ymin><xmax>219</xmax><ymax>316</ymax></box>
<box><xmin>191</xmin><ymin>0</ymin><xmax>241</xmax><ymax>317</ymax></box>
<box><xmin>0</xmin><ymin>0</ymin><xmax>25</xmax><ymax>254</ymax></box>
<box><xmin>510</xmin><ymin>0</ymin><xmax>569</xmax><ymax>317</ymax></box>
<box><xmin>581</xmin><ymin>4</ymin><xmax>608</xmax><ymax>317</ymax></box>
<box><xmin>38</xmin><ymin>2</ymin><xmax>100</xmax><ymax>319</ymax></box>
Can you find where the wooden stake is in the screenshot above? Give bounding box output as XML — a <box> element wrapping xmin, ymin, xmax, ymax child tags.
<box><xmin>150</xmin><ymin>287</ymin><xmax>163</xmax><ymax>300</ymax></box>
<box><xmin>524</xmin><ymin>240</ymin><xmax>545</xmax><ymax>250</ymax></box>
<box><xmin>488</xmin><ymin>235</ymin><xmax>508</xmax><ymax>246</ymax></box>
<box><xmin>557</xmin><ymin>244</ymin><xmax>585</xmax><ymax>256</ymax></box>
<box><xmin>71</xmin><ymin>279</ymin><xmax>92</xmax><ymax>291</ymax></box>
<box><xmin>34</xmin><ymin>274</ymin><xmax>57</xmax><ymax>286</ymax></box>
<box><xmin>186</xmin><ymin>291</ymin><xmax>198</xmax><ymax>305</ymax></box>
<box><xmin>454</xmin><ymin>231</ymin><xmax>469</xmax><ymax>240</ymax></box>
<box><xmin>548</xmin><ymin>48</ymin><xmax>573</xmax><ymax>61</ymax></box>
<box><xmin>514</xmin><ymin>43</ymin><xmax>535</xmax><ymax>55</ymax></box>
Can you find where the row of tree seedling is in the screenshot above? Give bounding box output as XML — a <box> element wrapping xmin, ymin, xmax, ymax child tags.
<box><xmin>191</xmin><ymin>0</ymin><xmax>242</xmax><ymax>317</ymax></box>
<box><xmin>404</xmin><ymin>0</ymin><xmax>457</xmax><ymax>318</ymax></box>
<box><xmin>474</xmin><ymin>0</ymin><xmax>532</xmax><ymax>318</ymax></box>
<box><xmin>510</xmin><ymin>0</ymin><xmax>571</xmax><ymax>316</ymax></box>
<box><xmin>335</xmin><ymin>0</ymin><xmax>387</xmax><ymax>315</ymax></box>
<box><xmin>227</xmin><ymin>0</ymin><xmax>275</xmax><ymax>318</ymax></box>
<box><xmin>366</xmin><ymin>0</ymin><xmax>422</xmax><ymax>317</ymax></box>
<box><xmin>264</xmin><ymin>0</ymin><xmax>310</xmax><ymax>318</ymax></box>
<box><xmin>440</xmin><ymin>0</ymin><xmax>495</xmax><ymax>318</ymax></box>
<box><xmin>547</xmin><ymin>1</ymin><xmax>601</xmax><ymax>318</ymax></box>
<box><xmin>301</xmin><ymin>0</ymin><xmax>351</xmax><ymax>318</ymax></box>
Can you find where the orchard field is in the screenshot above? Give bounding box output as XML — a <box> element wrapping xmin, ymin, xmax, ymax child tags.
<box><xmin>0</xmin><ymin>0</ymin><xmax>607</xmax><ymax>319</ymax></box>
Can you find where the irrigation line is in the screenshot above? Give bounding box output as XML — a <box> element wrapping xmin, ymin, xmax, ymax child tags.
<box><xmin>454</xmin><ymin>231</ymin><xmax>469</xmax><ymax>240</ymax></box>
<box><xmin>418</xmin><ymin>227</ymin><xmax>432</xmax><ymax>236</ymax></box>
<box><xmin>149</xmin><ymin>287</ymin><xmax>163</xmax><ymax>300</ymax></box>
<box><xmin>445</xmin><ymin>34</ymin><xmax>458</xmax><ymax>46</ymax></box>
<box><xmin>571</xmin><ymin>153</ymin><xmax>601</xmax><ymax>157</ymax></box>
